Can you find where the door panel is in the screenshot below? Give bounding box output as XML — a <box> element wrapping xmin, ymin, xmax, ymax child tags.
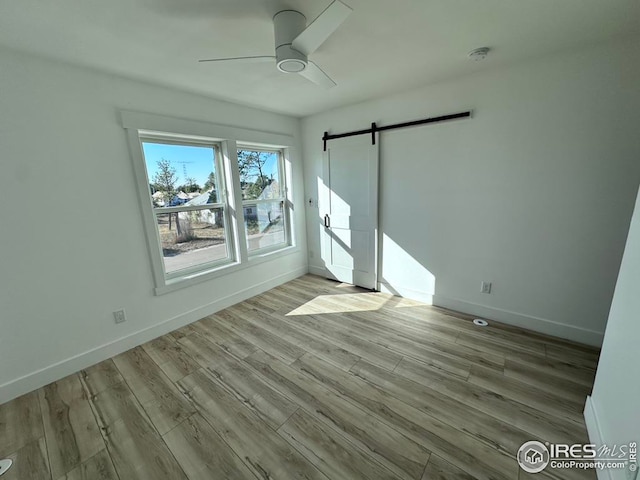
<box><xmin>321</xmin><ymin>136</ymin><xmax>378</xmax><ymax>289</ymax></box>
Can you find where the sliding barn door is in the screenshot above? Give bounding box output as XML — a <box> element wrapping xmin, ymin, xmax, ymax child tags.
<box><xmin>320</xmin><ymin>135</ymin><xmax>379</xmax><ymax>290</ymax></box>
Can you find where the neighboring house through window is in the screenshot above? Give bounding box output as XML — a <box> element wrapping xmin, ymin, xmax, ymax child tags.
<box><xmin>122</xmin><ymin>111</ymin><xmax>297</xmax><ymax>294</ymax></box>
<box><xmin>238</xmin><ymin>147</ymin><xmax>290</xmax><ymax>254</ymax></box>
<box><xmin>140</xmin><ymin>136</ymin><xmax>231</xmax><ymax>277</ymax></box>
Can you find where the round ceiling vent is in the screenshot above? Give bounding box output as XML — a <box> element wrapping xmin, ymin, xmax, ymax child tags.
<box><xmin>468</xmin><ymin>47</ymin><xmax>490</xmax><ymax>61</ymax></box>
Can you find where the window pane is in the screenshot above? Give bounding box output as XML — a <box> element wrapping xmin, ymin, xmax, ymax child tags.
<box><xmin>156</xmin><ymin>208</ymin><xmax>228</xmax><ymax>274</ymax></box>
<box><xmin>245</xmin><ymin>201</ymin><xmax>286</xmax><ymax>252</ymax></box>
<box><xmin>237</xmin><ymin>149</ymin><xmax>281</xmax><ymax>201</ymax></box>
<box><xmin>142</xmin><ymin>142</ymin><xmax>219</xmax><ymax>208</ymax></box>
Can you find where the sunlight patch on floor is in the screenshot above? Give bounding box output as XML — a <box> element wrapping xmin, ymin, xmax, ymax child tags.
<box><xmin>285</xmin><ymin>290</ymin><xmax>427</xmax><ymax>316</ymax></box>
<box><xmin>286</xmin><ymin>293</ymin><xmax>391</xmax><ymax>316</ymax></box>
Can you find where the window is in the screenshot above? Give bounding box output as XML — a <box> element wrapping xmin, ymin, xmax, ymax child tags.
<box><xmin>122</xmin><ymin>110</ymin><xmax>297</xmax><ymax>294</ymax></box>
<box><xmin>140</xmin><ymin>136</ymin><xmax>233</xmax><ymax>277</ymax></box>
<box><xmin>238</xmin><ymin>147</ymin><xmax>290</xmax><ymax>254</ymax></box>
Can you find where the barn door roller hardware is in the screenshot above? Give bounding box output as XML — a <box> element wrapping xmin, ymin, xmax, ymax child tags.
<box><xmin>322</xmin><ymin>111</ymin><xmax>472</xmax><ymax>151</ymax></box>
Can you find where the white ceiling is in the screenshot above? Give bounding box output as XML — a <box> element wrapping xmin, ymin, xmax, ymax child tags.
<box><xmin>1</xmin><ymin>0</ymin><xmax>639</xmax><ymax>117</ymax></box>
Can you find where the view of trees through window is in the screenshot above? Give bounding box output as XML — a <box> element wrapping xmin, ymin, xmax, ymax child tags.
<box><xmin>142</xmin><ymin>141</ymin><xmax>227</xmax><ymax>274</ymax></box>
<box><xmin>238</xmin><ymin>149</ymin><xmax>287</xmax><ymax>252</ymax></box>
<box><xmin>139</xmin><ymin>141</ymin><xmax>290</xmax><ymax>276</ymax></box>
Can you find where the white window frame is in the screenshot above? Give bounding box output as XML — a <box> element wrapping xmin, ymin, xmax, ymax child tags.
<box><xmin>237</xmin><ymin>145</ymin><xmax>292</xmax><ymax>256</ymax></box>
<box><xmin>122</xmin><ymin>111</ymin><xmax>298</xmax><ymax>295</ymax></box>
<box><xmin>140</xmin><ymin>134</ymin><xmax>234</xmax><ymax>279</ymax></box>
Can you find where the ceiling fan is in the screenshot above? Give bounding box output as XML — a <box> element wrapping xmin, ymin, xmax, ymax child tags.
<box><xmin>199</xmin><ymin>0</ymin><xmax>352</xmax><ymax>89</ymax></box>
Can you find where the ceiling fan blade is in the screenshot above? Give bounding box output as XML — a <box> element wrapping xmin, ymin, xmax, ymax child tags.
<box><xmin>299</xmin><ymin>61</ymin><xmax>336</xmax><ymax>89</ymax></box>
<box><xmin>291</xmin><ymin>0</ymin><xmax>352</xmax><ymax>56</ymax></box>
<box><xmin>199</xmin><ymin>56</ymin><xmax>275</xmax><ymax>63</ymax></box>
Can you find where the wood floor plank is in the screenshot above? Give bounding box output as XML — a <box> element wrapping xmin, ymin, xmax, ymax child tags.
<box><xmin>505</xmin><ymin>350</ymin><xmax>596</xmax><ymax>387</ymax></box>
<box><xmin>169</xmin><ymin>323</ymin><xmax>198</xmax><ymax>341</ymax></box>
<box><xmin>89</xmin><ymin>380</ymin><xmax>151</xmax><ymax>429</ymax></box>
<box><xmin>210</xmin><ymin>308</ymin><xmax>306</xmax><ymax>364</ymax></box>
<box><xmin>359</xmin><ymin>315</ymin><xmax>506</xmax><ymax>373</ymax></box>
<box><xmin>468</xmin><ymin>365</ymin><xmax>586</xmax><ymax>422</ymax></box>
<box><xmin>349</xmin><ymin>358</ymin><xmax>533</xmax><ymax>457</ymax></box>
<box><xmin>279</xmin><ymin>408</ymin><xmax>405</xmax><ymax>480</ymax></box>
<box><xmin>231</xmin><ymin>302</ymin><xmax>361</xmax><ymax>371</ymax></box>
<box><xmin>245</xmin><ymin>349</ymin><xmax>431</xmax><ymax>480</ymax></box>
<box><xmin>545</xmin><ymin>344</ymin><xmax>599</xmax><ymax>370</ymax></box>
<box><xmin>178</xmin><ymin>332</ymin><xmax>299</xmax><ymax>429</ymax></box>
<box><xmin>284</xmin><ymin>290</ymin><xmax>393</xmax><ymax>316</ymax></box>
<box><xmin>369</xmin><ymin>306</ymin><xmax>464</xmax><ymax>342</ymax></box>
<box><xmin>189</xmin><ymin>317</ymin><xmax>258</xmax><ymax>359</ymax></box>
<box><xmin>142</xmin><ymin>334</ymin><xmax>200</xmax><ymax>383</ymax></box>
<box><xmin>266</xmin><ymin>287</ymin><xmax>348</xmax><ymax>316</ymax></box>
<box><xmin>427</xmin><ymin>305</ymin><xmax>560</xmax><ymax>355</ymax></box>
<box><xmin>273</xmin><ymin>312</ymin><xmax>403</xmax><ymax>370</ymax></box>
<box><xmin>246</xmin><ymin>292</ymin><xmax>283</xmax><ymax>312</ymax></box>
<box><xmin>89</xmin><ymin>382</ymin><xmax>188</xmax><ymax>480</ymax></box>
<box><xmin>0</xmin><ymin>390</ymin><xmax>44</xmax><ymax>456</ymax></box>
<box><xmin>57</xmin><ymin>449</ymin><xmax>118</xmax><ymax>480</ymax></box>
<box><xmin>2</xmin><ymin>437</ymin><xmax>51</xmax><ymax>480</ymax></box>
<box><xmin>347</xmin><ymin>307</ymin><xmax>459</xmax><ymax>346</ymax></box>
<box><xmin>322</xmin><ymin>311</ymin><xmax>476</xmax><ymax>378</ymax></box>
<box><xmin>246</xmin><ymin>288</ymin><xmax>305</xmax><ymax>314</ymax></box>
<box><xmin>39</xmin><ymin>374</ymin><xmax>105</xmax><ymax>479</ymax></box>
<box><xmin>80</xmin><ymin>360</ymin><xmax>123</xmax><ymax>396</ymax></box>
<box><xmin>178</xmin><ymin>368</ymin><xmax>329</xmax><ymax>480</ymax></box>
<box><xmin>421</xmin><ymin>454</ymin><xmax>475</xmax><ymax>480</ymax></box>
<box><xmin>292</xmin><ymin>353</ymin><xmax>518</xmax><ymax>480</ymax></box>
<box><xmin>394</xmin><ymin>357</ymin><xmax>588</xmax><ymax>445</ymax></box>
<box><xmin>3</xmin><ymin>274</ymin><xmax>598</xmax><ymax>480</ymax></box>
<box><xmin>504</xmin><ymin>358</ymin><xmax>592</xmax><ymax>403</ymax></box>
<box><xmin>112</xmin><ymin>346</ymin><xmax>195</xmax><ymax>434</ymax></box>
<box><xmin>163</xmin><ymin>413</ymin><xmax>258</xmax><ymax>480</ymax></box>
<box><xmin>432</xmin><ymin>312</ymin><xmax>547</xmax><ymax>357</ymax></box>
<box><xmin>456</xmin><ymin>331</ymin><xmax>548</xmax><ymax>363</ymax></box>
<box><xmin>105</xmin><ymin>415</ymin><xmax>187</xmax><ymax>480</ymax></box>
<box><xmin>292</xmin><ymin>275</ymin><xmax>367</xmax><ymax>294</ymax></box>
<box><xmin>518</xmin><ymin>463</ymin><xmax>597</xmax><ymax>480</ymax></box>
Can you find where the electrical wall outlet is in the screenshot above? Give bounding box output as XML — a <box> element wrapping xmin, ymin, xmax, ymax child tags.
<box><xmin>309</xmin><ymin>250</ymin><xmax>314</xmax><ymax>259</ymax></box>
<box><xmin>481</xmin><ymin>281</ymin><xmax>492</xmax><ymax>294</ymax></box>
<box><xmin>113</xmin><ymin>309</ymin><xmax>127</xmax><ymax>324</ymax></box>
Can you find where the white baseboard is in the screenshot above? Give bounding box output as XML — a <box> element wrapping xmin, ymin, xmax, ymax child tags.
<box><xmin>310</xmin><ymin>266</ymin><xmax>435</xmax><ymax>304</ymax></box>
<box><xmin>378</xmin><ymin>282</ymin><xmax>433</xmax><ymax>304</ymax></box>
<box><xmin>432</xmin><ymin>295</ymin><xmax>604</xmax><ymax>347</ymax></box>
<box><xmin>309</xmin><ymin>264</ymin><xmax>334</xmax><ymax>279</ymax></box>
<box><xmin>307</xmin><ymin>265</ymin><xmax>601</xmax><ymax>346</ymax></box>
<box><xmin>0</xmin><ymin>266</ymin><xmax>308</xmax><ymax>405</ymax></box>
<box><xmin>584</xmin><ymin>396</ymin><xmax>622</xmax><ymax>480</ymax></box>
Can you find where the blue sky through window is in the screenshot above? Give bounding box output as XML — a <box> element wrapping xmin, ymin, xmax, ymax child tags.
<box><xmin>143</xmin><ymin>142</ymin><xmax>215</xmax><ymax>188</ymax></box>
<box><xmin>142</xmin><ymin>142</ymin><xmax>280</xmax><ymax>189</ymax></box>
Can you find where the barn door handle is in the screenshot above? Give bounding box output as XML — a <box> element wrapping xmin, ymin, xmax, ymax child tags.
<box><xmin>324</xmin><ymin>214</ymin><xmax>330</xmax><ymax>228</ymax></box>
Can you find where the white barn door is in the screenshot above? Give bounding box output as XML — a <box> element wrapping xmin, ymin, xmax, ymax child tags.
<box><xmin>320</xmin><ymin>135</ymin><xmax>379</xmax><ymax>290</ymax></box>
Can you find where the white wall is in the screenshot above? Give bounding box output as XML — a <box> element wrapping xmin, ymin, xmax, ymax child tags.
<box><xmin>302</xmin><ymin>36</ymin><xmax>640</xmax><ymax>346</ymax></box>
<box><xmin>0</xmin><ymin>47</ymin><xmax>306</xmax><ymax>404</ymax></box>
<box><xmin>586</xmin><ymin>185</ymin><xmax>640</xmax><ymax>480</ymax></box>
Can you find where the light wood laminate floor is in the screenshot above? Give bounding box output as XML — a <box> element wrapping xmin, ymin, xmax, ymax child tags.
<box><xmin>0</xmin><ymin>275</ymin><xmax>600</xmax><ymax>480</ymax></box>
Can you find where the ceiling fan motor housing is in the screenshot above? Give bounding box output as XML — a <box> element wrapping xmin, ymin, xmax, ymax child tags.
<box><xmin>273</xmin><ymin>10</ymin><xmax>308</xmax><ymax>73</ymax></box>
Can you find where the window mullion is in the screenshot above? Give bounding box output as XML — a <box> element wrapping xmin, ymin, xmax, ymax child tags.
<box><xmin>283</xmin><ymin>147</ymin><xmax>294</xmax><ymax>248</ymax></box>
<box><xmin>222</xmin><ymin>140</ymin><xmax>249</xmax><ymax>263</ymax></box>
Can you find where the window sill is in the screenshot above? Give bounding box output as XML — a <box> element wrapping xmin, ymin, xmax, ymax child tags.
<box><xmin>154</xmin><ymin>245</ymin><xmax>300</xmax><ymax>296</ymax></box>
